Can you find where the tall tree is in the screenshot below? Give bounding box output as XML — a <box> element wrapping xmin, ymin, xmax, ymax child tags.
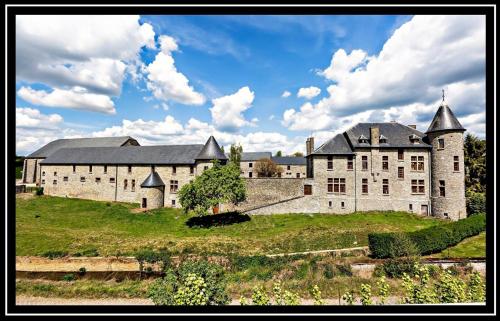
<box><xmin>293</xmin><ymin>152</ymin><xmax>304</xmax><ymax>157</ymax></box>
<box><xmin>229</xmin><ymin>144</ymin><xmax>243</xmax><ymax>167</ymax></box>
<box><xmin>255</xmin><ymin>158</ymin><xmax>283</xmax><ymax>177</ymax></box>
<box><xmin>464</xmin><ymin>133</ymin><xmax>486</xmax><ymax>193</ymax></box>
<box><xmin>275</xmin><ymin>150</ymin><xmax>282</xmax><ymax>157</ymax></box>
<box><xmin>178</xmin><ymin>160</ymin><xmax>246</xmax><ymax>216</ymax></box>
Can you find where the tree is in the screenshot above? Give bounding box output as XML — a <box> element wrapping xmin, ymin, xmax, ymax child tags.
<box><xmin>274</xmin><ymin>150</ymin><xmax>282</xmax><ymax>157</ymax></box>
<box><xmin>229</xmin><ymin>144</ymin><xmax>243</xmax><ymax>167</ymax></box>
<box><xmin>254</xmin><ymin>158</ymin><xmax>283</xmax><ymax>177</ymax></box>
<box><xmin>178</xmin><ymin>160</ymin><xmax>246</xmax><ymax>216</ymax></box>
<box><xmin>464</xmin><ymin>134</ymin><xmax>486</xmax><ymax>193</ymax></box>
<box><xmin>220</xmin><ymin>145</ymin><xmax>225</xmax><ymax>154</ymax></box>
<box><xmin>292</xmin><ymin>152</ymin><xmax>304</xmax><ymax>157</ymax></box>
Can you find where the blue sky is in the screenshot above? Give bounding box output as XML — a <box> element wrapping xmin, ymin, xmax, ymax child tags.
<box><xmin>15</xmin><ymin>15</ymin><xmax>485</xmax><ymax>155</ymax></box>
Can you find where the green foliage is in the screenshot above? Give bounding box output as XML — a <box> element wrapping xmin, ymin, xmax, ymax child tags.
<box><xmin>275</xmin><ymin>150</ymin><xmax>282</xmax><ymax>157</ymax></box>
<box><xmin>464</xmin><ymin>133</ymin><xmax>486</xmax><ymax>194</ymax></box>
<box><xmin>323</xmin><ymin>264</ymin><xmax>334</xmax><ymax>279</ymax></box>
<box><xmin>466</xmin><ymin>190</ymin><xmax>486</xmax><ymax>216</ymax></box>
<box><xmin>78</xmin><ymin>267</ymin><xmax>87</xmax><ymax>276</ymax></box>
<box><xmin>342</xmin><ymin>290</ymin><xmax>355</xmax><ymax>305</ymax></box>
<box><xmin>334</xmin><ymin>263</ymin><xmax>353</xmax><ymax>277</ymax></box>
<box><xmin>173</xmin><ymin>273</ymin><xmax>209</xmax><ymax>305</ymax></box>
<box><xmin>360</xmin><ymin>284</ymin><xmax>372</xmax><ymax>305</ymax></box>
<box><xmin>272</xmin><ymin>281</ymin><xmax>300</xmax><ymax>305</ymax></box>
<box><xmin>376</xmin><ymin>276</ymin><xmax>390</xmax><ymax>305</ymax></box>
<box><xmin>310</xmin><ymin>285</ymin><xmax>324</xmax><ymax>305</ymax></box>
<box><xmin>369</xmin><ymin>214</ymin><xmax>486</xmax><ymax>258</ymax></box>
<box><xmin>178</xmin><ymin>161</ymin><xmax>246</xmax><ymax>216</ymax></box>
<box><xmin>41</xmin><ymin>250</ymin><xmax>68</xmax><ymax>259</ymax></box>
<box><xmin>401</xmin><ymin>263</ymin><xmax>437</xmax><ymax>304</ymax></box>
<box><xmin>229</xmin><ymin>144</ymin><xmax>243</xmax><ymax>166</ymax></box>
<box><xmin>134</xmin><ymin>248</ymin><xmax>170</xmax><ymax>272</ymax></box>
<box><xmin>435</xmin><ymin>270</ymin><xmax>467</xmax><ymax>303</ymax></box>
<box><xmin>379</xmin><ymin>257</ymin><xmax>420</xmax><ymax>278</ymax></box>
<box><xmin>35</xmin><ymin>187</ymin><xmax>44</xmax><ymax>196</ymax></box>
<box><xmin>467</xmin><ymin>271</ymin><xmax>485</xmax><ymax>302</ymax></box>
<box><xmin>251</xmin><ymin>285</ymin><xmax>271</xmax><ymax>305</ymax></box>
<box><xmin>148</xmin><ymin>260</ymin><xmax>229</xmax><ymax>306</ymax></box>
<box><xmin>62</xmin><ymin>273</ymin><xmax>75</xmax><ymax>282</ymax></box>
<box><xmin>292</xmin><ymin>152</ymin><xmax>304</xmax><ymax>157</ymax></box>
<box><xmin>73</xmin><ymin>247</ymin><xmax>100</xmax><ymax>257</ymax></box>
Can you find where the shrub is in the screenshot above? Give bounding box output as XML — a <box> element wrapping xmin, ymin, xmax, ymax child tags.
<box><xmin>41</xmin><ymin>250</ymin><xmax>68</xmax><ymax>259</ymax></box>
<box><xmin>135</xmin><ymin>248</ymin><xmax>170</xmax><ymax>272</ymax></box>
<box><xmin>62</xmin><ymin>273</ymin><xmax>75</xmax><ymax>282</ymax></box>
<box><xmin>73</xmin><ymin>248</ymin><xmax>99</xmax><ymax>257</ymax></box>
<box><xmin>360</xmin><ymin>284</ymin><xmax>372</xmax><ymax>305</ymax></box>
<box><xmin>466</xmin><ymin>191</ymin><xmax>486</xmax><ymax>216</ymax></box>
<box><xmin>467</xmin><ymin>271</ymin><xmax>485</xmax><ymax>302</ymax></box>
<box><xmin>148</xmin><ymin>260</ymin><xmax>229</xmax><ymax>306</ymax></box>
<box><xmin>342</xmin><ymin>290</ymin><xmax>355</xmax><ymax>305</ymax></box>
<box><xmin>435</xmin><ymin>270</ymin><xmax>467</xmax><ymax>303</ymax></box>
<box><xmin>368</xmin><ymin>214</ymin><xmax>486</xmax><ymax>258</ymax></box>
<box><xmin>251</xmin><ymin>285</ymin><xmax>270</xmax><ymax>305</ymax></box>
<box><xmin>35</xmin><ymin>187</ymin><xmax>44</xmax><ymax>196</ymax></box>
<box><xmin>335</xmin><ymin>263</ymin><xmax>353</xmax><ymax>277</ymax></box>
<box><xmin>380</xmin><ymin>257</ymin><xmax>419</xmax><ymax>278</ymax></box>
<box><xmin>323</xmin><ymin>264</ymin><xmax>334</xmax><ymax>279</ymax></box>
<box><xmin>376</xmin><ymin>276</ymin><xmax>390</xmax><ymax>305</ymax></box>
<box><xmin>78</xmin><ymin>267</ymin><xmax>86</xmax><ymax>276</ymax></box>
<box><xmin>310</xmin><ymin>285</ymin><xmax>324</xmax><ymax>305</ymax></box>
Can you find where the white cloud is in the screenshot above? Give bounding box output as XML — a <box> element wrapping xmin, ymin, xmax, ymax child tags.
<box><xmin>281</xmin><ymin>90</ymin><xmax>291</xmax><ymax>98</ymax></box>
<box><xmin>297</xmin><ymin>86</ymin><xmax>321</xmax><ymax>99</ymax></box>
<box><xmin>15</xmin><ymin>107</ymin><xmax>84</xmax><ymax>155</ymax></box>
<box><xmin>283</xmin><ymin>15</ymin><xmax>486</xmax><ymax>138</ymax></box>
<box><xmin>210</xmin><ymin>86</ymin><xmax>255</xmax><ymax>131</ymax></box>
<box><xmin>17</xmin><ymin>86</ymin><xmax>116</xmax><ymax>114</ymax></box>
<box><xmin>145</xmin><ymin>36</ymin><xmax>206</xmax><ymax>105</ymax></box>
<box><xmin>16</xmin><ymin>15</ymin><xmax>155</xmax><ymax>112</ymax></box>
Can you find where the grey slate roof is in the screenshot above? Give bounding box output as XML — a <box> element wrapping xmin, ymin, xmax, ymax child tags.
<box><xmin>195</xmin><ymin>136</ymin><xmax>228</xmax><ymax>161</ymax></box>
<box><xmin>41</xmin><ymin>145</ymin><xmax>205</xmax><ymax>165</ymax></box>
<box><xmin>312</xmin><ymin>134</ymin><xmax>354</xmax><ymax>155</ymax></box>
<box><xmin>240</xmin><ymin>152</ymin><xmax>272</xmax><ymax>161</ymax></box>
<box><xmin>141</xmin><ymin>171</ymin><xmax>165</xmax><ymax>187</ymax></box>
<box><xmin>345</xmin><ymin>123</ymin><xmax>431</xmax><ymax>149</ymax></box>
<box><xmin>271</xmin><ymin>156</ymin><xmax>307</xmax><ymax>165</ymax></box>
<box><xmin>426</xmin><ymin>103</ymin><xmax>465</xmax><ymax>134</ymax></box>
<box><xmin>27</xmin><ymin>136</ymin><xmax>138</xmax><ymax>158</ymax></box>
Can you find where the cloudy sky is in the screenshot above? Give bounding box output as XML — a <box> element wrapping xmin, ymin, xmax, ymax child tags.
<box><xmin>15</xmin><ymin>15</ymin><xmax>486</xmax><ymax>156</ymax></box>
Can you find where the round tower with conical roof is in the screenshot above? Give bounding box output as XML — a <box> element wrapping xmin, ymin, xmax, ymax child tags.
<box><xmin>426</xmin><ymin>95</ymin><xmax>467</xmax><ymax>220</ymax></box>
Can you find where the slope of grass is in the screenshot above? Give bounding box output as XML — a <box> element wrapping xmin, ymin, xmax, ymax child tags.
<box><xmin>430</xmin><ymin>232</ymin><xmax>486</xmax><ymax>259</ymax></box>
<box><xmin>16</xmin><ymin>196</ymin><xmax>446</xmax><ymax>256</ymax></box>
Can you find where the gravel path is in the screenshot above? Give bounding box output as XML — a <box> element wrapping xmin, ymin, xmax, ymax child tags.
<box><xmin>16</xmin><ymin>295</ymin><xmax>154</xmax><ymax>305</ymax></box>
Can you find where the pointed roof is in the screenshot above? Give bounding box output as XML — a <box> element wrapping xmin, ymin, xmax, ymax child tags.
<box><xmin>141</xmin><ymin>171</ymin><xmax>165</xmax><ymax>188</ymax></box>
<box><xmin>426</xmin><ymin>102</ymin><xmax>465</xmax><ymax>134</ymax></box>
<box><xmin>311</xmin><ymin>133</ymin><xmax>354</xmax><ymax>155</ymax></box>
<box><xmin>195</xmin><ymin>136</ymin><xmax>228</xmax><ymax>161</ymax></box>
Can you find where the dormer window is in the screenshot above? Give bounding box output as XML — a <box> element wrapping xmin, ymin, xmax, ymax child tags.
<box><xmin>358</xmin><ymin>134</ymin><xmax>369</xmax><ymax>144</ymax></box>
<box><xmin>409</xmin><ymin>134</ymin><xmax>420</xmax><ymax>144</ymax></box>
<box><xmin>379</xmin><ymin>134</ymin><xmax>388</xmax><ymax>144</ymax></box>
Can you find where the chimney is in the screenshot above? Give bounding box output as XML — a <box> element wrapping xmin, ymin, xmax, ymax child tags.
<box><xmin>370</xmin><ymin>127</ymin><xmax>380</xmax><ymax>146</ymax></box>
<box><xmin>306</xmin><ymin>137</ymin><xmax>314</xmax><ymax>155</ymax></box>
<box><xmin>408</xmin><ymin>124</ymin><xmax>417</xmax><ymax>129</ymax></box>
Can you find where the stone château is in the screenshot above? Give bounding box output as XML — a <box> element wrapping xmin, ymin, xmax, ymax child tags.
<box><xmin>21</xmin><ymin>99</ymin><xmax>467</xmax><ymax>220</ymax></box>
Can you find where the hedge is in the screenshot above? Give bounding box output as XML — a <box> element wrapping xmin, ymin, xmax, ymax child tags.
<box><xmin>368</xmin><ymin>214</ymin><xmax>486</xmax><ymax>258</ymax></box>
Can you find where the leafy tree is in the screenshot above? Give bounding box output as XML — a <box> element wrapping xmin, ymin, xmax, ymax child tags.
<box><xmin>275</xmin><ymin>150</ymin><xmax>282</xmax><ymax>157</ymax></box>
<box><xmin>220</xmin><ymin>145</ymin><xmax>225</xmax><ymax>154</ymax></box>
<box><xmin>466</xmin><ymin>190</ymin><xmax>486</xmax><ymax>216</ymax></box>
<box><xmin>178</xmin><ymin>160</ymin><xmax>246</xmax><ymax>216</ymax></box>
<box><xmin>292</xmin><ymin>152</ymin><xmax>304</xmax><ymax>157</ymax></box>
<box><xmin>464</xmin><ymin>133</ymin><xmax>486</xmax><ymax>193</ymax></box>
<box><xmin>229</xmin><ymin>144</ymin><xmax>243</xmax><ymax>166</ymax></box>
<box><xmin>255</xmin><ymin>158</ymin><xmax>283</xmax><ymax>177</ymax></box>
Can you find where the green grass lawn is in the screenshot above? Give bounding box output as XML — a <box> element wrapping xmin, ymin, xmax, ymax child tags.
<box><xmin>430</xmin><ymin>232</ymin><xmax>486</xmax><ymax>259</ymax></box>
<box><xmin>16</xmin><ymin>195</ymin><xmax>447</xmax><ymax>257</ymax></box>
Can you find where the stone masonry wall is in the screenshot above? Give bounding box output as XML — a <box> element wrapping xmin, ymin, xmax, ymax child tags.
<box><xmin>23</xmin><ymin>158</ymin><xmax>41</xmax><ymax>184</ymax></box>
<box><xmin>428</xmin><ymin>131</ymin><xmax>467</xmax><ymax>220</ymax></box>
<box><xmin>240</xmin><ymin>161</ymin><xmax>306</xmax><ymax>178</ymax></box>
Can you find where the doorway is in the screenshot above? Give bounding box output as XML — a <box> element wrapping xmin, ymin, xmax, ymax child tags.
<box><xmin>421</xmin><ymin>205</ymin><xmax>428</xmax><ymax>215</ymax></box>
<box><xmin>142</xmin><ymin>198</ymin><xmax>147</xmax><ymax>209</ymax></box>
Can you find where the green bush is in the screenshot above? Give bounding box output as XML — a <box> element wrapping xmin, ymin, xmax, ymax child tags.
<box><xmin>41</xmin><ymin>250</ymin><xmax>68</xmax><ymax>259</ymax></box>
<box><xmin>134</xmin><ymin>248</ymin><xmax>170</xmax><ymax>272</ymax></box>
<box><xmin>35</xmin><ymin>187</ymin><xmax>44</xmax><ymax>196</ymax></box>
<box><xmin>78</xmin><ymin>267</ymin><xmax>86</xmax><ymax>275</ymax></box>
<box><xmin>379</xmin><ymin>257</ymin><xmax>420</xmax><ymax>278</ymax></box>
<box><xmin>369</xmin><ymin>214</ymin><xmax>486</xmax><ymax>258</ymax></box>
<box><xmin>62</xmin><ymin>273</ymin><xmax>75</xmax><ymax>282</ymax></box>
<box><xmin>335</xmin><ymin>263</ymin><xmax>353</xmax><ymax>277</ymax></box>
<box><xmin>323</xmin><ymin>264</ymin><xmax>334</xmax><ymax>279</ymax></box>
<box><xmin>148</xmin><ymin>260</ymin><xmax>229</xmax><ymax>306</ymax></box>
<box><xmin>466</xmin><ymin>191</ymin><xmax>486</xmax><ymax>216</ymax></box>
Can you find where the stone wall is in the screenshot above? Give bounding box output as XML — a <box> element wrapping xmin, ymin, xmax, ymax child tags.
<box><xmin>428</xmin><ymin>131</ymin><xmax>467</xmax><ymax>220</ymax></box>
<box><xmin>230</xmin><ymin>178</ymin><xmax>305</xmax><ymax>212</ymax></box>
<box><xmin>240</xmin><ymin>161</ymin><xmax>306</xmax><ymax>179</ymax></box>
<box><xmin>23</xmin><ymin>158</ymin><xmax>41</xmax><ymax>184</ymax></box>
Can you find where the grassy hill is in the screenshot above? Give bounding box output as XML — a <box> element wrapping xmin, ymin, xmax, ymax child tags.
<box><xmin>16</xmin><ymin>195</ymin><xmax>447</xmax><ymax>257</ymax></box>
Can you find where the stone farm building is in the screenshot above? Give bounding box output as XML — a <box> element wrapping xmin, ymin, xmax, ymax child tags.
<box><xmin>21</xmin><ymin>100</ymin><xmax>467</xmax><ymax>220</ymax></box>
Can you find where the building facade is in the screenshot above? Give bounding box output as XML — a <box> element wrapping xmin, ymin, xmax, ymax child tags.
<box><xmin>22</xmin><ymin>100</ymin><xmax>467</xmax><ymax>219</ymax></box>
